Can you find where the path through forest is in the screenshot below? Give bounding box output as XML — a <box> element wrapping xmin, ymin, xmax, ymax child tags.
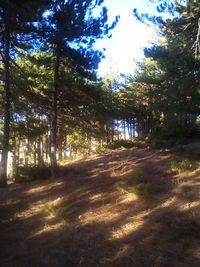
<box><xmin>0</xmin><ymin>147</ymin><xmax>200</xmax><ymax>267</ymax></box>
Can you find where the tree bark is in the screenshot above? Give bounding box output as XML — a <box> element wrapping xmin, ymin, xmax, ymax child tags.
<box><xmin>50</xmin><ymin>48</ymin><xmax>60</xmax><ymax>178</ymax></box>
<box><xmin>0</xmin><ymin>29</ymin><xmax>10</xmax><ymax>187</ymax></box>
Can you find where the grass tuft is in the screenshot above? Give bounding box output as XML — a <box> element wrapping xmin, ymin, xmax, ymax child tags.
<box><xmin>170</xmin><ymin>159</ymin><xmax>194</xmax><ymax>174</ymax></box>
<box><xmin>117</xmin><ymin>171</ymin><xmax>154</xmax><ymax>197</ymax></box>
<box><xmin>0</xmin><ymin>214</ymin><xmax>18</xmax><ymax>225</ymax></box>
<box><xmin>45</xmin><ymin>204</ymin><xmax>66</xmax><ymax>218</ymax></box>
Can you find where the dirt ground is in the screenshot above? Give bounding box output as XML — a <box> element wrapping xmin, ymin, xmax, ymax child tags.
<box><xmin>0</xmin><ymin>147</ymin><xmax>200</xmax><ymax>267</ymax></box>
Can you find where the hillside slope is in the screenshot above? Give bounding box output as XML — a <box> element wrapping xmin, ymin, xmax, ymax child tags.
<box><xmin>0</xmin><ymin>147</ymin><xmax>200</xmax><ymax>267</ymax></box>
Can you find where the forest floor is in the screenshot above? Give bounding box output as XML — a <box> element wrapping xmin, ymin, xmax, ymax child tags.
<box><xmin>0</xmin><ymin>147</ymin><xmax>200</xmax><ymax>267</ymax></box>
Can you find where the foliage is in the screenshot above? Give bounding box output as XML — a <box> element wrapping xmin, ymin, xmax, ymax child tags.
<box><xmin>170</xmin><ymin>159</ymin><xmax>194</xmax><ymax>174</ymax></box>
<box><xmin>45</xmin><ymin>204</ymin><xmax>66</xmax><ymax>218</ymax></box>
<box><xmin>181</xmin><ymin>142</ymin><xmax>200</xmax><ymax>160</ymax></box>
<box><xmin>0</xmin><ymin>0</ymin><xmax>119</xmax><ymax>185</ymax></box>
<box><xmin>0</xmin><ymin>214</ymin><xmax>18</xmax><ymax>225</ymax></box>
<box><xmin>106</xmin><ymin>139</ymin><xmax>146</xmax><ymax>149</ymax></box>
<box><xmin>117</xmin><ymin>171</ymin><xmax>154</xmax><ymax>197</ymax></box>
<box><xmin>124</xmin><ymin>0</ymin><xmax>200</xmax><ymax>143</ymax></box>
<box><xmin>1</xmin><ymin>0</ymin><xmax>200</xmax><ymax>186</ymax></box>
<box><xmin>59</xmin><ymin>164</ymin><xmax>86</xmax><ymax>176</ymax></box>
<box><xmin>15</xmin><ymin>165</ymin><xmax>51</xmax><ymax>182</ymax></box>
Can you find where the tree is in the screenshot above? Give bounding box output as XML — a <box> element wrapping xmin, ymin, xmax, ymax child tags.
<box><xmin>45</xmin><ymin>0</ymin><xmax>119</xmax><ymax>177</ymax></box>
<box><xmin>134</xmin><ymin>0</ymin><xmax>200</xmax><ymax>57</ymax></box>
<box><xmin>129</xmin><ymin>0</ymin><xmax>200</xmax><ymax>141</ymax></box>
<box><xmin>0</xmin><ymin>0</ymin><xmax>51</xmax><ymax>186</ymax></box>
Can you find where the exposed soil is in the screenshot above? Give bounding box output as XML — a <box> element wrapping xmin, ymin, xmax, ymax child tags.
<box><xmin>0</xmin><ymin>147</ymin><xmax>200</xmax><ymax>267</ymax></box>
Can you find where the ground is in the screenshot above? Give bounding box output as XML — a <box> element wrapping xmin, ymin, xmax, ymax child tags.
<box><xmin>0</xmin><ymin>147</ymin><xmax>200</xmax><ymax>267</ymax></box>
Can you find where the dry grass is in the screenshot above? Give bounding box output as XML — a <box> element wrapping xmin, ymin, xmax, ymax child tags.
<box><xmin>0</xmin><ymin>147</ymin><xmax>200</xmax><ymax>266</ymax></box>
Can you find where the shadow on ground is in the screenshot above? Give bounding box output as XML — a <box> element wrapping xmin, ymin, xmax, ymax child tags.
<box><xmin>0</xmin><ymin>148</ymin><xmax>199</xmax><ymax>267</ymax></box>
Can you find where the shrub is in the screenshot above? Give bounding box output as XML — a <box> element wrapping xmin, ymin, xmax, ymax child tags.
<box><xmin>59</xmin><ymin>164</ymin><xmax>85</xmax><ymax>176</ymax></box>
<box><xmin>15</xmin><ymin>165</ymin><xmax>51</xmax><ymax>182</ymax></box>
<box><xmin>181</xmin><ymin>142</ymin><xmax>200</xmax><ymax>160</ymax></box>
<box><xmin>151</xmin><ymin>137</ymin><xmax>180</xmax><ymax>149</ymax></box>
<box><xmin>130</xmin><ymin>183</ymin><xmax>153</xmax><ymax>196</ymax></box>
<box><xmin>116</xmin><ymin>183</ymin><xmax>129</xmax><ymax>193</ymax></box>
<box><xmin>116</xmin><ymin>171</ymin><xmax>154</xmax><ymax>197</ymax></box>
<box><xmin>0</xmin><ymin>214</ymin><xmax>18</xmax><ymax>225</ymax></box>
<box><xmin>106</xmin><ymin>140</ymin><xmax>145</xmax><ymax>150</ymax></box>
<box><xmin>170</xmin><ymin>159</ymin><xmax>193</xmax><ymax>174</ymax></box>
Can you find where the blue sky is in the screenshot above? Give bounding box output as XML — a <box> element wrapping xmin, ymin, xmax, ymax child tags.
<box><xmin>94</xmin><ymin>0</ymin><xmax>169</xmax><ymax>76</ymax></box>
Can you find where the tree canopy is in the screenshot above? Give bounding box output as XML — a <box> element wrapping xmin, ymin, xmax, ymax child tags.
<box><xmin>0</xmin><ymin>0</ymin><xmax>199</xmax><ymax>186</ymax></box>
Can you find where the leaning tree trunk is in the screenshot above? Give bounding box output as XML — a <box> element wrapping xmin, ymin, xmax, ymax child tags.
<box><xmin>0</xmin><ymin>29</ymin><xmax>10</xmax><ymax>187</ymax></box>
<box><xmin>50</xmin><ymin>48</ymin><xmax>60</xmax><ymax>178</ymax></box>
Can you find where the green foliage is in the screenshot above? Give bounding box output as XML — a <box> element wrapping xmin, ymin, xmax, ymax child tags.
<box><xmin>0</xmin><ymin>214</ymin><xmax>18</xmax><ymax>225</ymax></box>
<box><xmin>129</xmin><ymin>172</ymin><xmax>154</xmax><ymax>196</ymax></box>
<box><xmin>117</xmin><ymin>171</ymin><xmax>154</xmax><ymax>197</ymax></box>
<box><xmin>15</xmin><ymin>165</ymin><xmax>51</xmax><ymax>182</ymax></box>
<box><xmin>116</xmin><ymin>183</ymin><xmax>128</xmax><ymax>193</ymax></box>
<box><xmin>106</xmin><ymin>139</ymin><xmax>145</xmax><ymax>149</ymax></box>
<box><xmin>67</xmin><ymin>128</ymin><xmax>92</xmax><ymax>154</ymax></box>
<box><xmin>130</xmin><ymin>182</ymin><xmax>153</xmax><ymax>197</ymax></box>
<box><xmin>181</xmin><ymin>143</ymin><xmax>200</xmax><ymax>160</ymax></box>
<box><xmin>1</xmin><ymin>0</ymin><xmax>200</xmax><ymax>185</ymax></box>
<box><xmin>59</xmin><ymin>164</ymin><xmax>85</xmax><ymax>176</ymax></box>
<box><xmin>0</xmin><ymin>0</ymin><xmax>119</xmax><ymax>184</ymax></box>
<box><xmin>45</xmin><ymin>204</ymin><xmax>66</xmax><ymax>218</ymax></box>
<box><xmin>150</xmin><ymin>136</ymin><xmax>185</xmax><ymax>148</ymax></box>
<box><xmin>122</xmin><ymin>0</ymin><xmax>200</xmax><ymax>144</ymax></box>
<box><xmin>95</xmin><ymin>145</ymin><xmax>109</xmax><ymax>154</ymax></box>
<box><xmin>170</xmin><ymin>159</ymin><xmax>194</xmax><ymax>174</ymax></box>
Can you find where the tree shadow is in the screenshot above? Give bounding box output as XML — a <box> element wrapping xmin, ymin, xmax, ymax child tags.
<box><xmin>0</xmin><ymin>148</ymin><xmax>199</xmax><ymax>266</ymax></box>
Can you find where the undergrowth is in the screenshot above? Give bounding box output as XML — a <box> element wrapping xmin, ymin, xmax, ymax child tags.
<box><xmin>15</xmin><ymin>165</ymin><xmax>51</xmax><ymax>182</ymax></box>
<box><xmin>59</xmin><ymin>164</ymin><xmax>86</xmax><ymax>176</ymax></box>
<box><xmin>117</xmin><ymin>170</ymin><xmax>154</xmax><ymax>197</ymax></box>
<box><xmin>14</xmin><ymin>163</ymin><xmax>86</xmax><ymax>183</ymax></box>
<box><xmin>170</xmin><ymin>159</ymin><xmax>195</xmax><ymax>174</ymax></box>
<box><xmin>106</xmin><ymin>139</ymin><xmax>146</xmax><ymax>150</ymax></box>
<box><xmin>0</xmin><ymin>214</ymin><xmax>18</xmax><ymax>225</ymax></box>
<box><xmin>45</xmin><ymin>204</ymin><xmax>66</xmax><ymax>217</ymax></box>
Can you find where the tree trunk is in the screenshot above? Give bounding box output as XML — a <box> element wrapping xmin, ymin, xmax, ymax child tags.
<box><xmin>13</xmin><ymin>137</ymin><xmax>20</xmax><ymax>182</ymax></box>
<box><xmin>116</xmin><ymin>121</ymin><xmax>119</xmax><ymax>140</ymax></box>
<box><xmin>37</xmin><ymin>136</ymin><xmax>42</xmax><ymax>166</ymax></box>
<box><xmin>41</xmin><ymin>136</ymin><xmax>44</xmax><ymax>166</ymax></box>
<box><xmin>24</xmin><ymin>139</ymin><xmax>29</xmax><ymax>166</ymax></box>
<box><xmin>50</xmin><ymin>48</ymin><xmax>60</xmax><ymax>178</ymax></box>
<box><xmin>123</xmin><ymin>120</ymin><xmax>126</xmax><ymax>139</ymax></box>
<box><xmin>63</xmin><ymin>134</ymin><xmax>68</xmax><ymax>159</ymax></box>
<box><xmin>46</xmin><ymin>133</ymin><xmax>50</xmax><ymax>163</ymax></box>
<box><xmin>58</xmin><ymin>127</ymin><xmax>63</xmax><ymax>161</ymax></box>
<box><xmin>0</xmin><ymin>29</ymin><xmax>10</xmax><ymax>187</ymax></box>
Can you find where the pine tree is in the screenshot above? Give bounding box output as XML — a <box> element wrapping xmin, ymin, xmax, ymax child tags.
<box><xmin>45</xmin><ymin>0</ymin><xmax>119</xmax><ymax>177</ymax></box>
<box><xmin>0</xmin><ymin>0</ymin><xmax>51</xmax><ymax>186</ymax></box>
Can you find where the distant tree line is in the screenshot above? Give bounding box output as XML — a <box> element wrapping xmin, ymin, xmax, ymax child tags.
<box><xmin>0</xmin><ymin>0</ymin><xmax>119</xmax><ymax>185</ymax></box>
<box><xmin>0</xmin><ymin>0</ymin><xmax>199</xmax><ymax>186</ymax></box>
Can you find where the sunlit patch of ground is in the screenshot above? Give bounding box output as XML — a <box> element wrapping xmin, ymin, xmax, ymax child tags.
<box><xmin>0</xmin><ymin>147</ymin><xmax>200</xmax><ymax>266</ymax></box>
<box><xmin>26</xmin><ymin>180</ymin><xmax>64</xmax><ymax>195</ymax></box>
<box><xmin>32</xmin><ymin>220</ymin><xmax>68</xmax><ymax>237</ymax></box>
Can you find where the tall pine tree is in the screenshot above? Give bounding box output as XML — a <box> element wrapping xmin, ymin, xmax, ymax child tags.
<box><xmin>45</xmin><ymin>0</ymin><xmax>119</xmax><ymax>177</ymax></box>
<box><xmin>0</xmin><ymin>0</ymin><xmax>51</xmax><ymax>186</ymax></box>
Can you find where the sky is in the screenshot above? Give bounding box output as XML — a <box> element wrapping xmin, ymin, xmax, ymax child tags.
<box><xmin>93</xmin><ymin>0</ymin><xmax>168</xmax><ymax>77</ymax></box>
